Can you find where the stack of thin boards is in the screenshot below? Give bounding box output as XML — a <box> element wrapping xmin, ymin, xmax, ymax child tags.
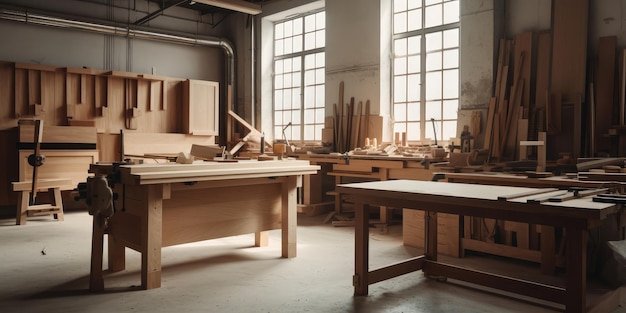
<box><xmin>483</xmin><ymin>0</ymin><xmax>591</xmax><ymax>162</ymax></box>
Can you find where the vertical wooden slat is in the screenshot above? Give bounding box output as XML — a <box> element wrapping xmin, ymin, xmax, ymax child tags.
<box><xmin>595</xmin><ymin>36</ymin><xmax>617</xmax><ymax>154</ymax></box>
<box><xmin>550</xmin><ymin>0</ymin><xmax>589</xmax><ymax>133</ymax></box>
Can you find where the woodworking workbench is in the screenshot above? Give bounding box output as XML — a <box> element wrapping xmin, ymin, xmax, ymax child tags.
<box><xmin>337</xmin><ymin>179</ymin><xmax>624</xmax><ymax>313</ymax></box>
<box><xmin>294</xmin><ymin>153</ymin><xmax>444</xmax><ymax>218</ymax></box>
<box><xmin>87</xmin><ymin>160</ymin><xmax>319</xmax><ymax>290</ymax></box>
<box><xmin>433</xmin><ymin>172</ymin><xmax>625</xmax><ymax>273</ymax></box>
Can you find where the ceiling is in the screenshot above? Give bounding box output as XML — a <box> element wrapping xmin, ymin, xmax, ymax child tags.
<box><xmin>146</xmin><ymin>0</ymin><xmax>265</xmax><ymax>16</ymax></box>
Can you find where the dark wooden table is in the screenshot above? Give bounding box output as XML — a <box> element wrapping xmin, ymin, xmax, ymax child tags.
<box><xmin>337</xmin><ymin>179</ymin><xmax>623</xmax><ymax>313</ymax></box>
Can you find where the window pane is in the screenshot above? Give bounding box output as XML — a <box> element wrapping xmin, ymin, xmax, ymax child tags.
<box><xmin>425</xmin><ymin>119</ymin><xmax>438</xmax><ymax>141</ymax></box>
<box><xmin>394</xmin><ymin>76</ymin><xmax>407</xmax><ymax>102</ymax></box>
<box><xmin>292</xmin><ymin>125</ymin><xmax>301</xmax><ymax>140</ymax></box>
<box><xmin>426</xmin><ymin>101</ymin><xmax>441</xmax><ymax>119</ymax></box>
<box><xmin>304</xmin><ymin>14</ymin><xmax>315</xmax><ymax>32</ymax></box>
<box><xmin>407</xmin><ymin>36</ymin><xmax>420</xmax><ymax>54</ymax></box>
<box><xmin>443</xmin><ymin>49</ymin><xmax>458</xmax><ymax>69</ymax></box>
<box><xmin>407</xmin><ymin>55</ymin><xmax>420</xmax><ymax>73</ymax></box>
<box><xmin>443</xmin><ymin>100</ymin><xmax>458</xmax><ymax>119</ymax></box>
<box><xmin>407</xmin><ymin>122</ymin><xmax>420</xmax><ymax>140</ymax></box>
<box><xmin>316</xmin><ymin>12</ymin><xmax>325</xmax><ymax>30</ymax></box>
<box><xmin>292</xmin><ymin>56</ymin><xmax>302</xmax><ymax>71</ymax></box>
<box><xmin>284</xmin><ymin>90</ymin><xmax>292</xmax><ymax>108</ymax></box>
<box><xmin>304</xmin><ymin>54</ymin><xmax>315</xmax><ymax>69</ymax></box>
<box><xmin>284</xmin><ymin>73</ymin><xmax>292</xmax><ymax>88</ymax></box>
<box><xmin>426</xmin><ymin>31</ymin><xmax>442</xmax><ymax>52</ymax></box>
<box><xmin>316</xmin><ymin>52</ymin><xmax>325</xmax><ymax>67</ymax></box>
<box><xmin>275</xmin><ymin>39</ymin><xmax>284</xmax><ymax>56</ymax></box>
<box><xmin>274</xmin><ymin>111</ymin><xmax>282</xmax><ymax>125</ymax></box>
<box><xmin>274</xmin><ymin>74</ymin><xmax>283</xmax><ymax>89</ymax></box>
<box><xmin>304</xmin><ymin>32</ymin><xmax>315</xmax><ymax>50</ymax></box>
<box><xmin>407</xmin><ymin>74</ymin><xmax>420</xmax><ymax>101</ymax></box>
<box><xmin>426</xmin><ymin>51</ymin><xmax>442</xmax><ymax>71</ymax></box>
<box><xmin>315</xmin><ymin>125</ymin><xmax>323</xmax><ymax>140</ymax></box>
<box><xmin>316</xmin><ymin>108</ymin><xmax>325</xmax><ymax>123</ymax></box>
<box><xmin>408</xmin><ymin>0</ymin><xmax>421</xmax><ymax>9</ymax></box>
<box><xmin>284</xmin><ymin>20</ymin><xmax>293</xmax><ymax>37</ymax></box>
<box><xmin>395</xmin><ymin>38</ymin><xmax>407</xmax><ymax>56</ymax></box>
<box><xmin>442</xmin><ymin>120</ymin><xmax>457</xmax><ymax>139</ymax></box>
<box><xmin>394</xmin><ymin>122</ymin><xmax>407</xmax><ymax>134</ymax></box>
<box><xmin>292</xmin><ymin>110</ymin><xmax>301</xmax><ymax>124</ymax></box>
<box><xmin>395</xmin><ymin>57</ymin><xmax>407</xmax><ymax>75</ymax></box>
<box><xmin>316</xmin><ymin>85</ymin><xmax>325</xmax><ymax>106</ymax></box>
<box><xmin>426</xmin><ymin>0</ymin><xmax>441</xmax><ymax>5</ymax></box>
<box><xmin>275</xmin><ymin>23</ymin><xmax>284</xmax><ymax>39</ymax></box>
<box><xmin>407</xmin><ymin>102</ymin><xmax>420</xmax><ymax>120</ymax></box>
<box><xmin>274</xmin><ymin>90</ymin><xmax>283</xmax><ymax>110</ymax></box>
<box><xmin>292</xmin><ymin>72</ymin><xmax>301</xmax><ymax>87</ymax></box>
<box><xmin>304</xmin><ymin>86</ymin><xmax>314</xmax><ymax>108</ymax></box>
<box><xmin>315</xmin><ymin>68</ymin><xmax>324</xmax><ymax>84</ymax></box>
<box><xmin>443</xmin><ymin>69</ymin><xmax>458</xmax><ymax>98</ymax></box>
<box><xmin>394</xmin><ymin>103</ymin><xmax>407</xmax><ymax>121</ymax></box>
<box><xmin>275</xmin><ymin>60</ymin><xmax>283</xmax><ymax>74</ymax></box>
<box><xmin>394</xmin><ymin>0</ymin><xmax>407</xmax><ymax>13</ymax></box>
<box><xmin>293</xmin><ymin>18</ymin><xmax>303</xmax><ymax>35</ymax></box>
<box><xmin>394</xmin><ymin>12</ymin><xmax>407</xmax><ymax>34</ymax></box>
<box><xmin>425</xmin><ymin>71</ymin><xmax>441</xmax><ymax>100</ymax></box>
<box><xmin>304</xmin><ymin>70</ymin><xmax>314</xmax><ymax>85</ymax></box>
<box><xmin>292</xmin><ymin>88</ymin><xmax>301</xmax><ymax>107</ymax></box>
<box><xmin>443</xmin><ymin>28</ymin><xmax>459</xmax><ymax>48</ymax></box>
<box><xmin>304</xmin><ymin>108</ymin><xmax>314</xmax><ymax>123</ymax></box>
<box><xmin>425</xmin><ymin>4</ymin><xmax>442</xmax><ymax>28</ymax></box>
<box><xmin>444</xmin><ymin>1</ymin><xmax>460</xmax><ymax>24</ymax></box>
<box><xmin>407</xmin><ymin>9</ymin><xmax>421</xmax><ymax>32</ymax></box>
<box><xmin>293</xmin><ymin>35</ymin><xmax>302</xmax><ymax>53</ymax></box>
<box><xmin>304</xmin><ymin>125</ymin><xmax>314</xmax><ymax>140</ymax></box>
<box><xmin>316</xmin><ymin>30</ymin><xmax>325</xmax><ymax>49</ymax></box>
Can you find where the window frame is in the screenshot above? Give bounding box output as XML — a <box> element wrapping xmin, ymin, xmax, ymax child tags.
<box><xmin>391</xmin><ymin>0</ymin><xmax>460</xmax><ymax>145</ymax></box>
<box><xmin>272</xmin><ymin>9</ymin><xmax>326</xmax><ymax>144</ymax></box>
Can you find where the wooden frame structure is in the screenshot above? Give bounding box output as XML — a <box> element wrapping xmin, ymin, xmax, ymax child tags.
<box><xmin>338</xmin><ymin>180</ymin><xmax>623</xmax><ymax>313</ymax></box>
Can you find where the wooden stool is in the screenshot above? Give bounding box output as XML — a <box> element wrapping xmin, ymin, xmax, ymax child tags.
<box><xmin>12</xmin><ymin>178</ymin><xmax>73</xmax><ymax>225</ymax></box>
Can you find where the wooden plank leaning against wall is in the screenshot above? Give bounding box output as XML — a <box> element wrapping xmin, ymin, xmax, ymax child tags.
<box><xmin>0</xmin><ymin>60</ymin><xmax>219</xmax><ymax>209</ymax></box>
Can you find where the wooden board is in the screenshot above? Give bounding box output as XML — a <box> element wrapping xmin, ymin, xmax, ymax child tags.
<box><xmin>595</xmin><ymin>36</ymin><xmax>617</xmax><ymax>154</ymax></box>
<box><xmin>19</xmin><ymin>121</ymin><xmax>96</xmax><ymax>144</ymax></box>
<box><xmin>122</xmin><ymin>131</ymin><xmax>215</xmax><ymax>158</ymax></box>
<box><xmin>514</xmin><ymin>32</ymin><xmax>533</xmax><ymax>112</ymax></box>
<box><xmin>550</xmin><ymin>0</ymin><xmax>589</xmax><ymax>132</ymax></box>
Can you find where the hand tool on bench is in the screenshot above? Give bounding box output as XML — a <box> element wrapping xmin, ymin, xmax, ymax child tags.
<box><xmin>593</xmin><ymin>193</ymin><xmax>626</xmax><ymax>204</ymax></box>
<box><xmin>27</xmin><ymin>119</ymin><xmax>45</xmax><ymax>206</ymax></box>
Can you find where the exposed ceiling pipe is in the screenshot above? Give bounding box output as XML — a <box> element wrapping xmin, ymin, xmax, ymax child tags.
<box><xmin>0</xmin><ymin>7</ymin><xmax>236</xmax><ymax>113</ymax></box>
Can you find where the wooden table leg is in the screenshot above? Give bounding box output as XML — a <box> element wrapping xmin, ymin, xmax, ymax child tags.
<box><xmin>354</xmin><ymin>201</ymin><xmax>369</xmax><ymax>296</ymax></box>
<box><xmin>282</xmin><ymin>176</ymin><xmax>298</xmax><ymax>258</ymax></box>
<box><xmin>565</xmin><ymin>221</ymin><xmax>587</xmax><ymax>313</ymax></box>
<box><xmin>540</xmin><ymin>225</ymin><xmax>556</xmax><ymax>275</ymax></box>
<box><xmin>89</xmin><ymin>215</ymin><xmax>105</xmax><ymax>291</ymax></box>
<box><xmin>142</xmin><ymin>185</ymin><xmax>163</xmax><ymax>289</ymax></box>
<box><xmin>255</xmin><ymin>231</ymin><xmax>269</xmax><ymax>247</ymax></box>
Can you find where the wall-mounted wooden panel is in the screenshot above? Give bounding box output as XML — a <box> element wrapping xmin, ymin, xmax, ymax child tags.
<box><xmin>183</xmin><ymin>79</ymin><xmax>219</xmax><ymax>136</ymax></box>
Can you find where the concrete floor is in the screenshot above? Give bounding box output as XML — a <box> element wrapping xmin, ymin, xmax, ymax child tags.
<box><xmin>0</xmin><ymin>211</ymin><xmax>622</xmax><ymax>313</ymax></box>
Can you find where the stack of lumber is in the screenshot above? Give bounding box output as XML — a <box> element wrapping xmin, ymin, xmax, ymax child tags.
<box><xmin>326</xmin><ymin>81</ymin><xmax>382</xmax><ymax>153</ymax></box>
<box><xmin>484</xmin><ymin>0</ymin><xmax>592</xmax><ymax>163</ymax></box>
<box><xmin>483</xmin><ymin>33</ymin><xmax>532</xmax><ymax>163</ymax></box>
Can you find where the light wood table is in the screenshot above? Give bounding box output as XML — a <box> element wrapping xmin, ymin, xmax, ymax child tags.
<box><xmin>337</xmin><ymin>179</ymin><xmax>623</xmax><ymax>313</ymax></box>
<box><xmin>88</xmin><ymin>160</ymin><xmax>319</xmax><ymax>290</ymax></box>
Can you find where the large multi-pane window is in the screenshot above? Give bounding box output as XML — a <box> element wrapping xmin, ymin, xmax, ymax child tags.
<box><xmin>393</xmin><ymin>0</ymin><xmax>459</xmax><ymax>143</ymax></box>
<box><xmin>273</xmin><ymin>11</ymin><xmax>325</xmax><ymax>142</ymax></box>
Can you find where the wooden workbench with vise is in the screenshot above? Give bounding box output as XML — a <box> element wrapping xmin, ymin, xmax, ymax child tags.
<box><xmin>83</xmin><ymin>159</ymin><xmax>319</xmax><ymax>290</ymax></box>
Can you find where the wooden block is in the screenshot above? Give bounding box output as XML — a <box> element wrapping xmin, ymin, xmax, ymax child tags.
<box><xmin>190</xmin><ymin>144</ymin><xmax>222</xmax><ymax>160</ymax></box>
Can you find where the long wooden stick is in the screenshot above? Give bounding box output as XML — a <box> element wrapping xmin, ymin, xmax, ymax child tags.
<box><xmin>30</xmin><ymin>119</ymin><xmax>43</xmax><ymax>205</ymax></box>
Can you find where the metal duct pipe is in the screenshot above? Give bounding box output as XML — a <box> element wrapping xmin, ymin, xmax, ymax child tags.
<box><xmin>0</xmin><ymin>7</ymin><xmax>236</xmax><ymax>111</ymax></box>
